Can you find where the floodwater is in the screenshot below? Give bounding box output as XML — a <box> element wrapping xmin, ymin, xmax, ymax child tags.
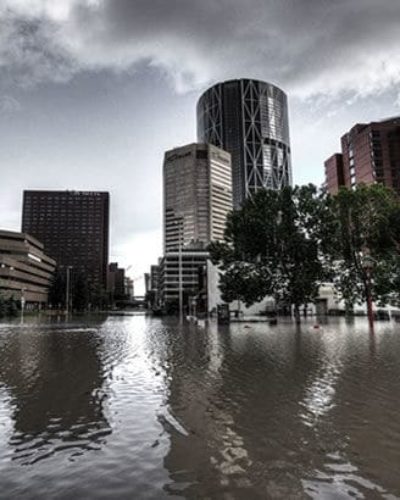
<box><xmin>0</xmin><ymin>315</ymin><xmax>400</xmax><ymax>499</ymax></box>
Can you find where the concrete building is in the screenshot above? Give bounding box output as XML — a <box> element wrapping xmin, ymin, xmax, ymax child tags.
<box><xmin>149</xmin><ymin>263</ymin><xmax>161</xmax><ymax>306</ymax></box>
<box><xmin>159</xmin><ymin>247</ymin><xmax>209</xmax><ymax>312</ymax></box>
<box><xmin>197</xmin><ymin>79</ymin><xmax>292</xmax><ymax>209</ymax></box>
<box><xmin>124</xmin><ymin>277</ymin><xmax>134</xmax><ymax>299</ymax></box>
<box><xmin>144</xmin><ymin>273</ymin><xmax>151</xmax><ymax>294</ymax></box>
<box><xmin>150</xmin><ymin>264</ymin><xmax>160</xmax><ymax>292</ymax></box>
<box><xmin>0</xmin><ymin>230</ymin><xmax>56</xmax><ymax>307</ymax></box>
<box><xmin>163</xmin><ymin>143</ymin><xmax>232</xmax><ymax>252</ymax></box>
<box><xmin>107</xmin><ymin>262</ymin><xmax>126</xmax><ymax>301</ymax></box>
<box><xmin>325</xmin><ymin>117</ymin><xmax>400</xmax><ymax>195</ymax></box>
<box><xmin>22</xmin><ymin>190</ymin><xmax>109</xmax><ymax>288</ymax></box>
<box><xmin>161</xmin><ymin>143</ymin><xmax>233</xmax><ymax>309</ymax></box>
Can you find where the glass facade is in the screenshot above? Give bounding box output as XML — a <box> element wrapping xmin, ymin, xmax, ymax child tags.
<box><xmin>197</xmin><ymin>79</ymin><xmax>292</xmax><ymax>209</ymax></box>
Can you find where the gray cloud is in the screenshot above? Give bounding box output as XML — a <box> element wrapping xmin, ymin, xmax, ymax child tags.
<box><xmin>0</xmin><ymin>95</ymin><xmax>21</xmax><ymax>113</ymax></box>
<box><xmin>1</xmin><ymin>0</ymin><xmax>400</xmax><ymax>97</ymax></box>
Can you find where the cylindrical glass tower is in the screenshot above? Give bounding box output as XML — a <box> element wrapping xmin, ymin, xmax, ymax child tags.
<box><xmin>197</xmin><ymin>79</ymin><xmax>292</xmax><ymax>209</ymax></box>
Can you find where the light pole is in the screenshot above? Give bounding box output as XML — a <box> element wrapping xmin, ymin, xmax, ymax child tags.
<box><xmin>65</xmin><ymin>266</ymin><xmax>73</xmax><ymax>316</ymax></box>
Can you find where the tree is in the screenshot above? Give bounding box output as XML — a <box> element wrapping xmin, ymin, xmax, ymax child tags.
<box><xmin>90</xmin><ymin>284</ymin><xmax>109</xmax><ymax>311</ymax></box>
<box><xmin>210</xmin><ymin>185</ymin><xmax>335</xmax><ymax>323</ymax></box>
<box><xmin>48</xmin><ymin>269</ymin><xmax>66</xmax><ymax>309</ymax></box>
<box><xmin>5</xmin><ymin>296</ymin><xmax>18</xmax><ymax>317</ymax></box>
<box><xmin>0</xmin><ymin>293</ymin><xmax>18</xmax><ymax>318</ymax></box>
<box><xmin>330</xmin><ymin>184</ymin><xmax>400</xmax><ymax>321</ymax></box>
<box><xmin>72</xmin><ymin>273</ymin><xmax>90</xmax><ymax>312</ymax></box>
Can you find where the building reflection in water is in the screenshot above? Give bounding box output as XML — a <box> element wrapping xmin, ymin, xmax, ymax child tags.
<box><xmin>156</xmin><ymin>319</ymin><xmax>400</xmax><ymax>499</ymax></box>
<box><xmin>154</xmin><ymin>320</ymin><xmax>321</xmax><ymax>498</ymax></box>
<box><xmin>0</xmin><ymin>318</ymin><xmax>111</xmax><ymax>465</ymax></box>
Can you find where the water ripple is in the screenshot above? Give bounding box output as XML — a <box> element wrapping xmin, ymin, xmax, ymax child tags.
<box><xmin>0</xmin><ymin>316</ymin><xmax>400</xmax><ymax>499</ymax></box>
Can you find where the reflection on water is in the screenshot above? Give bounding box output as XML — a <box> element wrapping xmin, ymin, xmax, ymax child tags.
<box><xmin>0</xmin><ymin>321</ymin><xmax>110</xmax><ymax>467</ymax></box>
<box><xmin>0</xmin><ymin>316</ymin><xmax>400</xmax><ymax>499</ymax></box>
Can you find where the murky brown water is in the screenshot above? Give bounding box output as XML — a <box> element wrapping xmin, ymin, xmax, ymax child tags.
<box><xmin>0</xmin><ymin>315</ymin><xmax>400</xmax><ymax>499</ymax></box>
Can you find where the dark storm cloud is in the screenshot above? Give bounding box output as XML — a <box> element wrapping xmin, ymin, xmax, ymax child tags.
<box><xmin>1</xmin><ymin>0</ymin><xmax>400</xmax><ymax>97</ymax></box>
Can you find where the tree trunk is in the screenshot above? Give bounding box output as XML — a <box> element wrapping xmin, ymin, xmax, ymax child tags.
<box><xmin>344</xmin><ymin>300</ymin><xmax>354</xmax><ymax>318</ymax></box>
<box><xmin>294</xmin><ymin>304</ymin><xmax>301</xmax><ymax>324</ymax></box>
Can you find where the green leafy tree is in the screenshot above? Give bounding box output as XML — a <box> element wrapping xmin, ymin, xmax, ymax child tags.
<box><xmin>72</xmin><ymin>273</ymin><xmax>90</xmax><ymax>312</ymax></box>
<box><xmin>0</xmin><ymin>293</ymin><xmax>18</xmax><ymax>318</ymax></box>
<box><xmin>373</xmin><ymin>202</ymin><xmax>400</xmax><ymax>306</ymax></box>
<box><xmin>90</xmin><ymin>284</ymin><xmax>109</xmax><ymax>310</ymax></box>
<box><xmin>5</xmin><ymin>296</ymin><xmax>18</xmax><ymax>317</ymax></box>
<box><xmin>210</xmin><ymin>185</ymin><xmax>335</xmax><ymax>323</ymax></box>
<box><xmin>330</xmin><ymin>184</ymin><xmax>400</xmax><ymax>313</ymax></box>
<box><xmin>48</xmin><ymin>269</ymin><xmax>66</xmax><ymax>308</ymax></box>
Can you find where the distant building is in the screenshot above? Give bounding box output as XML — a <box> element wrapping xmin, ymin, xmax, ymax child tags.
<box><xmin>124</xmin><ymin>277</ymin><xmax>134</xmax><ymax>299</ymax></box>
<box><xmin>108</xmin><ymin>262</ymin><xmax>126</xmax><ymax>300</ymax></box>
<box><xmin>325</xmin><ymin>117</ymin><xmax>400</xmax><ymax>195</ymax></box>
<box><xmin>159</xmin><ymin>247</ymin><xmax>209</xmax><ymax>312</ymax></box>
<box><xmin>0</xmin><ymin>229</ymin><xmax>56</xmax><ymax>307</ymax></box>
<box><xmin>324</xmin><ymin>154</ymin><xmax>345</xmax><ymax>195</ymax></box>
<box><xmin>144</xmin><ymin>273</ymin><xmax>151</xmax><ymax>294</ymax></box>
<box><xmin>22</xmin><ymin>190</ymin><xmax>109</xmax><ymax>288</ymax></box>
<box><xmin>163</xmin><ymin>143</ymin><xmax>232</xmax><ymax>252</ymax></box>
<box><xmin>150</xmin><ymin>265</ymin><xmax>160</xmax><ymax>291</ymax></box>
<box><xmin>149</xmin><ymin>264</ymin><xmax>161</xmax><ymax>306</ymax></box>
<box><xmin>197</xmin><ymin>79</ymin><xmax>292</xmax><ymax>209</ymax></box>
<box><xmin>161</xmin><ymin>142</ymin><xmax>233</xmax><ymax>308</ymax></box>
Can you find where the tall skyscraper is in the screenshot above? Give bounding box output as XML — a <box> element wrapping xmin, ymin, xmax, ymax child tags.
<box><xmin>197</xmin><ymin>78</ymin><xmax>292</xmax><ymax>209</ymax></box>
<box><xmin>163</xmin><ymin>143</ymin><xmax>232</xmax><ymax>252</ymax></box>
<box><xmin>22</xmin><ymin>190</ymin><xmax>109</xmax><ymax>288</ymax></box>
<box><xmin>325</xmin><ymin>117</ymin><xmax>400</xmax><ymax>195</ymax></box>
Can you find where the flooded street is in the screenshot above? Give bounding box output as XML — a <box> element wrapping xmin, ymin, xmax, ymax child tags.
<box><xmin>0</xmin><ymin>315</ymin><xmax>400</xmax><ymax>499</ymax></box>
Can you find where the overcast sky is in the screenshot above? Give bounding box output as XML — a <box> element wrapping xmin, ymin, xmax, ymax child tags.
<box><xmin>1</xmin><ymin>0</ymin><xmax>400</xmax><ymax>292</ymax></box>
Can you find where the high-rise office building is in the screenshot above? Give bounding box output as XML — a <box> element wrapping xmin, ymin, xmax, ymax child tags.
<box><xmin>22</xmin><ymin>190</ymin><xmax>109</xmax><ymax>288</ymax></box>
<box><xmin>197</xmin><ymin>78</ymin><xmax>292</xmax><ymax>208</ymax></box>
<box><xmin>325</xmin><ymin>117</ymin><xmax>400</xmax><ymax>195</ymax></box>
<box><xmin>163</xmin><ymin>143</ymin><xmax>232</xmax><ymax>252</ymax></box>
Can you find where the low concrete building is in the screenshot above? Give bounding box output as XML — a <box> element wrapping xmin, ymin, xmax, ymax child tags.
<box><xmin>160</xmin><ymin>248</ymin><xmax>209</xmax><ymax>312</ymax></box>
<box><xmin>0</xmin><ymin>230</ymin><xmax>56</xmax><ymax>307</ymax></box>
